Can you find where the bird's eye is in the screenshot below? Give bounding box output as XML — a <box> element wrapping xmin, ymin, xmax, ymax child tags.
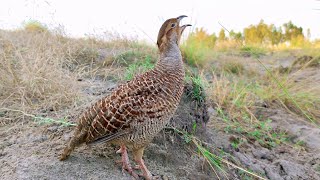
<box><xmin>171</xmin><ymin>23</ymin><xmax>176</xmax><ymax>28</ymax></box>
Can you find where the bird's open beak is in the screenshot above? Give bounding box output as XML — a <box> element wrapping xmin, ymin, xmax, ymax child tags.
<box><xmin>177</xmin><ymin>15</ymin><xmax>192</xmax><ymax>31</ymax></box>
<box><xmin>177</xmin><ymin>15</ymin><xmax>188</xmax><ymax>23</ymax></box>
<box><xmin>180</xmin><ymin>24</ymin><xmax>192</xmax><ymax>33</ymax></box>
<box><xmin>181</xmin><ymin>24</ymin><xmax>192</xmax><ymax>28</ymax></box>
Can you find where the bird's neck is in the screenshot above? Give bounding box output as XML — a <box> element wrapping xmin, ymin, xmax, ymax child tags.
<box><xmin>156</xmin><ymin>42</ymin><xmax>184</xmax><ymax>72</ymax></box>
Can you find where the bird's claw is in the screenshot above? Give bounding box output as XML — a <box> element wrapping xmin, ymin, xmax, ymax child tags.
<box><xmin>133</xmin><ymin>164</ymin><xmax>141</xmax><ymax>170</ymax></box>
<box><xmin>117</xmin><ymin>159</ymin><xmax>139</xmax><ymax>179</ymax></box>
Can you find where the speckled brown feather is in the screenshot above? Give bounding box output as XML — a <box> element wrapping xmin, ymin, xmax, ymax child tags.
<box><xmin>60</xmin><ymin>16</ymin><xmax>188</xmax><ymax>161</ymax></box>
<box><xmin>86</xmin><ymin>68</ymin><xmax>184</xmax><ymax>145</ymax></box>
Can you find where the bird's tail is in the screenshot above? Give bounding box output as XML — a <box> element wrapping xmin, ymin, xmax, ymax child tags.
<box><xmin>59</xmin><ymin>124</ymin><xmax>87</xmax><ymax>161</ymax></box>
<box><xmin>59</xmin><ymin>99</ymin><xmax>103</xmax><ymax>160</ymax></box>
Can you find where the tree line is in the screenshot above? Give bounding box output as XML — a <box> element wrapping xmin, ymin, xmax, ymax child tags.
<box><xmin>187</xmin><ymin>20</ymin><xmax>310</xmax><ymax>48</ymax></box>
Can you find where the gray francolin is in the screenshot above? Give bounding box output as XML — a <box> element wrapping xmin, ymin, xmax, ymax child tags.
<box><xmin>59</xmin><ymin>15</ymin><xmax>191</xmax><ymax>180</ymax></box>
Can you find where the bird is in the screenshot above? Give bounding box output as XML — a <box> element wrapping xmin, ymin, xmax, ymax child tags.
<box><xmin>59</xmin><ymin>15</ymin><xmax>191</xmax><ymax>180</ymax></box>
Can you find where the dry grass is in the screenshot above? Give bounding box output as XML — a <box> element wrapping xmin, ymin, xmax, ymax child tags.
<box><xmin>207</xmin><ymin>72</ymin><xmax>319</xmax><ymax>139</ymax></box>
<box><xmin>204</xmin><ymin>51</ymin><xmax>320</xmax><ymax>147</ymax></box>
<box><xmin>0</xmin><ymin>30</ymin><xmax>80</xmax><ymax>113</ymax></box>
<box><xmin>0</xmin><ymin>28</ymin><xmax>149</xmax><ymax>121</ymax></box>
<box><xmin>207</xmin><ymin>74</ymin><xmax>286</xmax><ymax>148</ymax></box>
<box><xmin>258</xmin><ymin>71</ymin><xmax>320</xmax><ymax>121</ymax></box>
<box><xmin>180</xmin><ymin>34</ymin><xmax>320</xmax><ymax>127</ymax></box>
<box><xmin>214</xmin><ymin>40</ymin><xmax>240</xmax><ymax>52</ymax></box>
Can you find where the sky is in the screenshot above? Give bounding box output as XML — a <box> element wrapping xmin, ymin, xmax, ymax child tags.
<box><xmin>0</xmin><ymin>0</ymin><xmax>319</xmax><ymax>43</ymax></box>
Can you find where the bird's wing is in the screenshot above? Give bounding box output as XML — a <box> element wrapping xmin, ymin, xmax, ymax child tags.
<box><xmin>86</xmin><ymin>130</ymin><xmax>129</xmax><ymax>145</ymax></box>
<box><xmin>84</xmin><ymin>71</ymin><xmax>169</xmax><ymax>144</ymax></box>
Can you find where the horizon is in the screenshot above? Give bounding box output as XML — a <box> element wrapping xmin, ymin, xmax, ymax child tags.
<box><xmin>1</xmin><ymin>0</ymin><xmax>320</xmax><ymax>43</ymax></box>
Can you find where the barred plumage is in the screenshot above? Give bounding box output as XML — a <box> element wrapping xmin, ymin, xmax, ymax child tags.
<box><xmin>60</xmin><ymin>15</ymin><xmax>191</xmax><ymax>180</ymax></box>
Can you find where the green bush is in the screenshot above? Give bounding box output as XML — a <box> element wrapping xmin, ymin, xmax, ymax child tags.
<box><xmin>124</xmin><ymin>55</ymin><xmax>155</xmax><ymax>80</ymax></box>
<box><xmin>240</xmin><ymin>46</ymin><xmax>266</xmax><ymax>58</ymax></box>
<box><xmin>23</xmin><ymin>20</ymin><xmax>48</xmax><ymax>33</ymax></box>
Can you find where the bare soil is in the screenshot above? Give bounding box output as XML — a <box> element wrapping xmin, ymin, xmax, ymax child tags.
<box><xmin>1</xmin><ymin>54</ymin><xmax>320</xmax><ymax>180</ymax></box>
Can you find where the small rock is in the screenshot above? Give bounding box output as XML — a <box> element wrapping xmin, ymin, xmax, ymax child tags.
<box><xmin>264</xmin><ymin>166</ymin><xmax>284</xmax><ymax>180</ymax></box>
<box><xmin>47</xmin><ymin>126</ymin><xmax>58</xmax><ymax>132</ymax></box>
<box><xmin>252</xmin><ymin>148</ymin><xmax>273</xmax><ymax>161</ymax></box>
<box><xmin>63</xmin><ymin>132</ymin><xmax>73</xmax><ymax>141</ymax></box>
<box><xmin>207</xmin><ymin>106</ymin><xmax>216</xmax><ymax>116</ymax></box>
<box><xmin>31</xmin><ymin>135</ymin><xmax>48</xmax><ymax>143</ymax></box>
<box><xmin>275</xmin><ymin>160</ymin><xmax>307</xmax><ymax>179</ymax></box>
<box><xmin>0</xmin><ymin>151</ymin><xmax>7</xmax><ymax>157</ymax></box>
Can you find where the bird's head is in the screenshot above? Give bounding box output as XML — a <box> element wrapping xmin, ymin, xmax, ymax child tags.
<box><xmin>157</xmin><ymin>15</ymin><xmax>191</xmax><ymax>52</ymax></box>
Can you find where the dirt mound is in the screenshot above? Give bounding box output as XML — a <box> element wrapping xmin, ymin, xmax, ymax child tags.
<box><xmin>292</xmin><ymin>55</ymin><xmax>320</xmax><ymax>68</ymax></box>
<box><xmin>170</xmin><ymin>82</ymin><xmax>209</xmax><ymax>133</ymax></box>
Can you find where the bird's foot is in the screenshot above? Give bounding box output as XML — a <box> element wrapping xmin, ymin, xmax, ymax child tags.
<box><xmin>116</xmin><ymin>146</ymin><xmax>161</xmax><ymax>180</ymax></box>
<box><xmin>116</xmin><ymin>145</ymin><xmax>139</xmax><ymax>179</ymax></box>
<box><xmin>134</xmin><ymin>158</ymin><xmax>154</xmax><ymax>180</ymax></box>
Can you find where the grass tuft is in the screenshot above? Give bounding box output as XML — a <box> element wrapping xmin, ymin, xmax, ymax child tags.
<box><xmin>239</xmin><ymin>46</ymin><xmax>266</xmax><ymax>58</ymax></box>
<box><xmin>208</xmin><ymin>75</ymin><xmax>295</xmax><ymax>148</ymax></box>
<box><xmin>169</xmin><ymin>127</ymin><xmax>267</xmax><ymax>180</ymax></box>
<box><xmin>124</xmin><ymin>55</ymin><xmax>155</xmax><ymax>81</ymax></box>
<box><xmin>189</xmin><ymin>75</ymin><xmax>206</xmax><ymax>102</ymax></box>
<box><xmin>181</xmin><ymin>43</ymin><xmax>213</xmax><ymax>67</ymax></box>
<box><xmin>221</xmin><ymin>61</ymin><xmax>245</xmax><ymax>75</ymax></box>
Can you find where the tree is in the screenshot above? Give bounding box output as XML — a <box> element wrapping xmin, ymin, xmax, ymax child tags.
<box><xmin>243</xmin><ymin>20</ymin><xmax>290</xmax><ymax>45</ymax></box>
<box><xmin>244</xmin><ymin>25</ymin><xmax>260</xmax><ymax>44</ymax></box>
<box><xmin>229</xmin><ymin>30</ymin><xmax>242</xmax><ymax>41</ymax></box>
<box><xmin>218</xmin><ymin>29</ymin><xmax>226</xmax><ymax>41</ymax></box>
<box><xmin>270</xmin><ymin>25</ymin><xmax>283</xmax><ymax>45</ymax></box>
<box><xmin>307</xmin><ymin>28</ymin><xmax>311</xmax><ymax>39</ymax></box>
<box><xmin>283</xmin><ymin>21</ymin><xmax>304</xmax><ymax>41</ymax></box>
<box><xmin>185</xmin><ymin>28</ymin><xmax>216</xmax><ymax>48</ymax></box>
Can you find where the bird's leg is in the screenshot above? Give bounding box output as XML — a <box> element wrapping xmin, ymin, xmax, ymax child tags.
<box><xmin>116</xmin><ymin>145</ymin><xmax>139</xmax><ymax>179</ymax></box>
<box><xmin>133</xmin><ymin>147</ymin><xmax>153</xmax><ymax>180</ymax></box>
